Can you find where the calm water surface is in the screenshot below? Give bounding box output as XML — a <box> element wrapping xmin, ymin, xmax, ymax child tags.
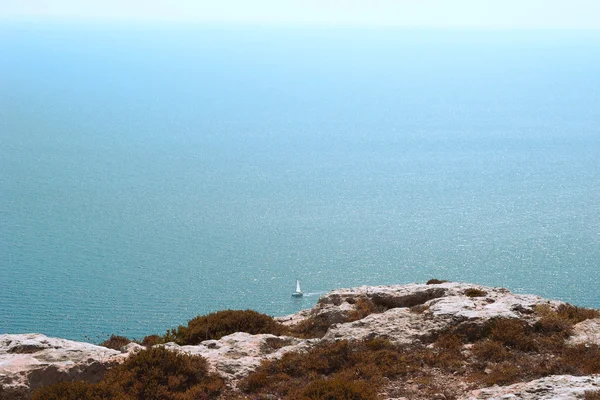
<box><xmin>1</xmin><ymin>24</ymin><xmax>599</xmax><ymax>341</ymax></box>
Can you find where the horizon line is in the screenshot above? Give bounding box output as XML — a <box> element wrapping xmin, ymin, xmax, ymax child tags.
<box><xmin>2</xmin><ymin>17</ymin><xmax>600</xmax><ymax>32</ymax></box>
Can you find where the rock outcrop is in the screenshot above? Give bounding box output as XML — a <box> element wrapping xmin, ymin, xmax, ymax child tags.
<box><xmin>0</xmin><ymin>334</ymin><xmax>125</xmax><ymax>400</ymax></box>
<box><xmin>462</xmin><ymin>375</ymin><xmax>600</xmax><ymax>399</ymax></box>
<box><xmin>2</xmin><ymin>282</ymin><xmax>599</xmax><ymax>400</ymax></box>
<box><xmin>162</xmin><ymin>332</ymin><xmax>316</xmax><ymax>382</ymax></box>
<box><xmin>283</xmin><ymin>282</ymin><xmax>562</xmax><ymax>345</ymax></box>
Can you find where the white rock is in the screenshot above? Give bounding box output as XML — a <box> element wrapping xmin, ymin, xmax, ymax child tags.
<box><xmin>568</xmin><ymin>318</ymin><xmax>600</xmax><ymax>345</ymax></box>
<box><xmin>162</xmin><ymin>332</ymin><xmax>316</xmax><ymax>382</ymax></box>
<box><xmin>461</xmin><ymin>374</ymin><xmax>600</xmax><ymax>400</ymax></box>
<box><xmin>305</xmin><ymin>282</ymin><xmax>562</xmax><ymax>344</ymax></box>
<box><xmin>0</xmin><ymin>334</ymin><xmax>124</xmax><ymax>400</ymax></box>
<box><xmin>121</xmin><ymin>342</ymin><xmax>145</xmax><ymax>354</ymax></box>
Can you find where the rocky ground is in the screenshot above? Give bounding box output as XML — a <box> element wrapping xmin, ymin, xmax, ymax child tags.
<box><xmin>2</xmin><ymin>281</ymin><xmax>600</xmax><ymax>399</ymax></box>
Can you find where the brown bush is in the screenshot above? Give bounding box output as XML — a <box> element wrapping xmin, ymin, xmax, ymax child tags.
<box><xmin>426</xmin><ymin>279</ymin><xmax>449</xmax><ymax>285</ymax></box>
<box><xmin>295</xmin><ymin>375</ymin><xmax>378</xmax><ymax>400</ymax></box>
<box><xmin>464</xmin><ymin>288</ymin><xmax>487</xmax><ymax>298</ymax></box>
<box><xmin>31</xmin><ymin>381</ymin><xmax>121</xmax><ymax>400</ymax></box>
<box><xmin>481</xmin><ymin>362</ymin><xmax>521</xmax><ymax>386</ymax></box>
<box><xmin>585</xmin><ymin>391</ymin><xmax>600</xmax><ymax>400</ymax></box>
<box><xmin>166</xmin><ymin>309</ymin><xmax>288</xmax><ymax>345</ymax></box>
<box><xmin>471</xmin><ymin>339</ymin><xmax>509</xmax><ymax>362</ymax></box>
<box><xmin>241</xmin><ymin>339</ymin><xmax>427</xmax><ymax>397</ymax></box>
<box><xmin>290</xmin><ymin>314</ymin><xmax>334</xmax><ymax>339</ymax></box>
<box><xmin>33</xmin><ymin>347</ymin><xmax>224</xmax><ymax>400</ymax></box>
<box><xmin>347</xmin><ymin>297</ymin><xmax>387</xmax><ymax>321</ymax></box>
<box><xmin>100</xmin><ymin>335</ymin><xmax>132</xmax><ymax>351</ymax></box>
<box><xmin>555</xmin><ymin>304</ymin><xmax>600</xmax><ymax>323</ymax></box>
<box><xmin>431</xmin><ymin>334</ymin><xmax>465</xmax><ymax>371</ymax></box>
<box><xmin>141</xmin><ymin>334</ymin><xmax>164</xmax><ymax>347</ymax></box>
<box><xmin>533</xmin><ymin>303</ymin><xmax>599</xmax><ymax>342</ymax></box>
<box><xmin>485</xmin><ymin>318</ymin><xmax>536</xmax><ymax>352</ymax></box>
<box><xmin>561</xmin><ymin>344</ymin><xmax>600</xmax><ymax>374</ymax></box>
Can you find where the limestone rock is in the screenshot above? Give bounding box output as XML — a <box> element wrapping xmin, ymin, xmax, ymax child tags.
<box><xmin>121</xmin><ymin>342</ymin><xmax>145</xmax><ymax>354</ymax></box>
<box><xmin>163</xmin><ymin>332</ymin><xmax>316</xmax><ymax>382</ymax></box>
<box><xmin>461</xmin><ymin>374</ymin><xmax>600</xmax><ymax>399</ymax></box>
<box><xmin>568</xmin><ymin>318</ymin><xmax>600</xmax><ymax>345</ymax></box>
<box><xmin>3</xmin><ymin>282</ymin><xmax>600</xmax><ymax>400</ymax></box>
<box><xmin>306</xmin><ymin>282</ymin><xmax>562</xmax><ymax>344</ymax></box>
<box><xmin>0</xmin><ymin>333</ymin><xmax>124</xmax><ymax>400</ymax></box>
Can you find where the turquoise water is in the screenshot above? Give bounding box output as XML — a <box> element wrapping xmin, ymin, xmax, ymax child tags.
<box><xmin>1</xmin><ymin>24</ymin><xmax>599</xmax><ymax>341</ymax></box>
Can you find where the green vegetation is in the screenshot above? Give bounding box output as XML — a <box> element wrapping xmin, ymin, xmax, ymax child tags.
<box><xmin>32</xmin><ymin>347</ymin><xmax>224</xmax><ymax>400</ymax></box>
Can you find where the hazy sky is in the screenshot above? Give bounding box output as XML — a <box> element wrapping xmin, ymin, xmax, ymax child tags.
<box><xmin>2</xmin><ymin>0</ymin><xmax>600</xmax><ymax>29</ymax></box>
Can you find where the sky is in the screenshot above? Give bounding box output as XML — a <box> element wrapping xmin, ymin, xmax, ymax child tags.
<box><xmin>1</xmin><ymin>0</ymin><xmax>600</xmax><ymax>29</ymax></box>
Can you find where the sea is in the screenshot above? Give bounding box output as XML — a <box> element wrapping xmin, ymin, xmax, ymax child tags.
<box><xmin>1</xmin><ymin>22</ymin><xmax>599</xmax><ymax>342</ymax></box>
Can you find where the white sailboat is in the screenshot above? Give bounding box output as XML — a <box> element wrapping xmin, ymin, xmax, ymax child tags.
<box><xmin>291</xmin><ymin>279</ymin><xmax>303</xmax><ymax>297</ymax></box>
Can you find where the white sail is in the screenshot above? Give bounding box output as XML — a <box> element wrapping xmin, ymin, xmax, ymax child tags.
<box><xmin>292</xmin><ymin>279</ymin><xmax>303</xmax><ymax>297</ymax></box>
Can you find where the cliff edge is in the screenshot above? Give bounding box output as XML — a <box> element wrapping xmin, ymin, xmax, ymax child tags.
<box><xmin>2</xmin><ymin>282</ymin><xmax>600</xmax><ymax>399</ymax></box>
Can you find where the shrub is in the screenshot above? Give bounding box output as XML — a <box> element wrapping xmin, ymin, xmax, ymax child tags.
<box><xmin>471</xmin><ymin>339</ymin><xmax>509</xmax><ymax>362</ymax></box>
<box><xmin>481</xmin><ymin>362</ymin><xmax>521</xmax><ymax>386</ymax></box>
<box><xmin>290</xmin><ymin>314</ymin><xmax>333</xmax><ymax>339</ymax></box>
<box><xmin>141</xmin><ymin>334</ymin><xmax>164</xmax><ymax>347</ymax></box>
<box><xmin>167</xmin><ymin>309</ymin><xmax>288</xmax><ymax>345</ymax></box>
<box><xmin>486</xmin><ymin>318</ymin><xmax>535</xmax><ymax>352</ymax></box>
<box><xmin>242</xmin><ymin>339</ymin><xmax>431</xmax><ymax>398</ymax></box>
<box><xmin>33</xmin><ymin>347</ymin><xmax>224</xmax><ymax>400</ymax></box>
<box><xmin>555</xmin><ymin>304</ymin><xmax>600</xmax><ymax>324</ymax></box>
<box><xmin>31</xmin><ymin>381</ymin><xmax>118</xmax><ymax>400</ymax></box>
<box><xmin>426</xmin><ymin>279</ymin><xmax>449</xmax><ymax>285</ymax></box>
<box><xmin>297</xmin><ymin>376</ymin><xmax>378</xmax><ymax>400</ymax></box>
<box><xmin>347</xmin><ymin>297</ymin><xmax>387</xmax><ymax>321</ymax></box>
<box><xmin>100</xmin><ymin>335</ymin><xmax>132</xmax><ymax>351</ymax></box>
<box><xmin>585</xmin><ymin>391</ymin><xmax>600</xmax><ymax>400</ymax></box>
<box><xmin>534</xmin><ymin>309</ymin><xmax>573</xmax><ymax>337</ymax></box>
<box><xmin>561</xmin><ymin>344</ymin><xmax>600</xmax><ymax>374</ymax></box>
<box><xmin>533</xmin><ymin>303</ymin><xmax>599</xmax><ymax>340</ymax></box>
<box><xmin>464</xmin><ymin>288</ymin><xmax>487</xmax><ymax>298</ymax></box>
<box><xmin>430</xmin><ymin>333</ymin><xmax>465</xmax><ymax>371</ymax></box>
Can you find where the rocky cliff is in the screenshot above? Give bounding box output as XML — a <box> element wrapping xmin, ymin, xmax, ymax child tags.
<box><xmin>2</xmin><ymin>282</ymin><xmax>600</xmax><ymax>399</ymax></box>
